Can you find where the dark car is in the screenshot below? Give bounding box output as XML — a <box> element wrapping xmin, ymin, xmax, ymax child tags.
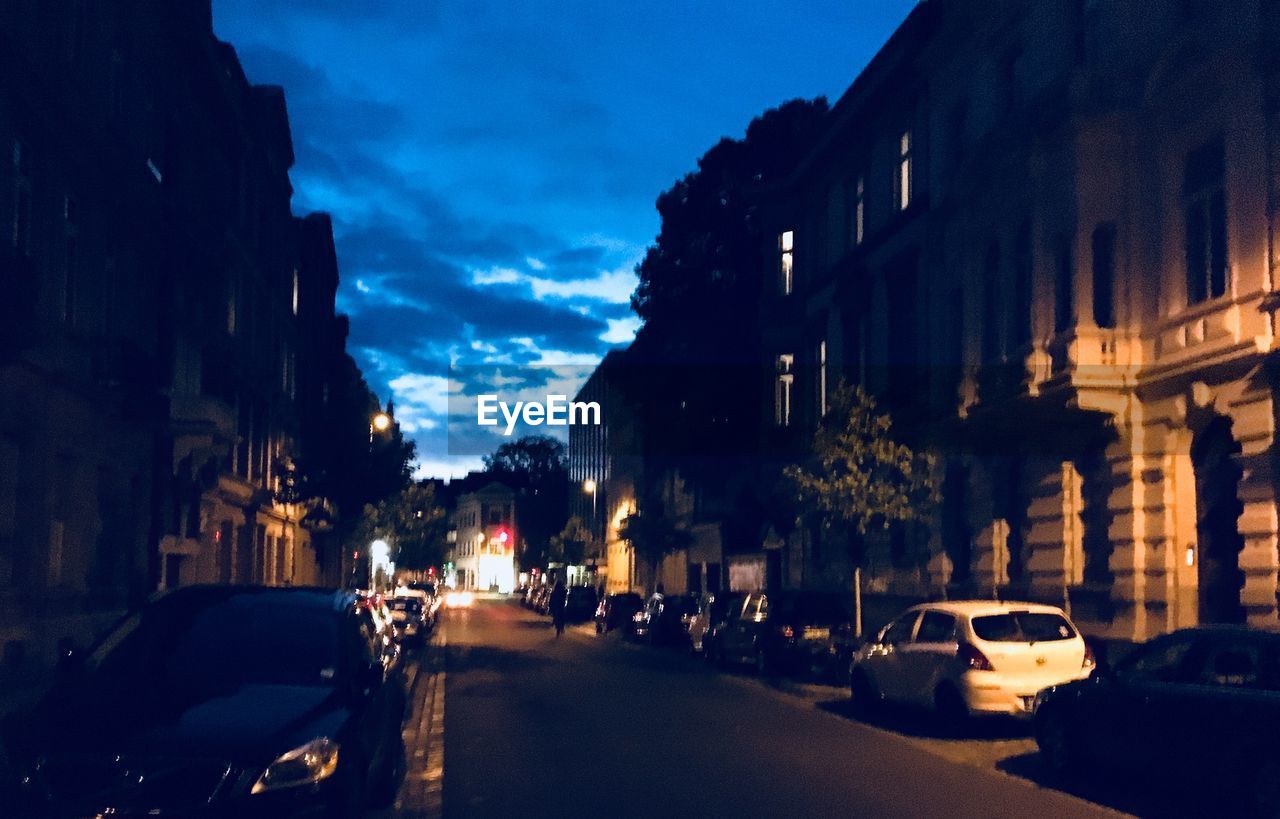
<box><xmin>1034</xmin><ymin>626</ymin><xmax>1280</xmax><ymax>815</ymax></box>
<box><xmin>2</xmin><ymin>586</ymin><xmax>408</xmax><ymax>818</ymax></box>
<box><xmin>386</xmin><ymin>595</ymin><xmax>429</xmax><ymax>645</ymax></box>
<box><xmin>595</xmin><ymin>592</ymin><xmax>643</xmax><ymax>634</ymax></box>
<box><xmin>689</xmin><ymin>591</ymin><xmax>746</xmax><ymax>659</ymax></box>
<box><xmin>562</xmin><ymin>586</ymin><xmax>599</xmax><ymax>623</ymax></box>
<box><xmin>718</xmin><ymin>590</ymin><xmax>853</xmax><ymax>676</ymax></box>
<box><xmin>633</xmin><ymin>594</ymin><xmax>698</xmax><ymax>646</ymax></box>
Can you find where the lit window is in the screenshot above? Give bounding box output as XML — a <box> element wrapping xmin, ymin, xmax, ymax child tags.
<box><xmin>897</xmin><ymin>130</ymin><xmax>913</xmax><ymax>211</ymax></box>
<box><xmin>853</xmin><ymin>176</ymin><xmax>865</xmax><ymax>246</ymax></box>
<box><xmin>779</xmin><ymin>230</ymin><xmax>794</xmax><ymax>295</ymax></box>
<box><xmin>775</xmin><ymin>354</ymin><xmax>794</xmax><ymax>427</ymax></box>
<box><xmin>817</xmin><ymin>340</ymin><xmax>828</xmax><ymax>417</ymax></box>
<box><xmin>291</xmin><ymin>269</ymin><xmax>300</xmax><ymax>316</ymax></box>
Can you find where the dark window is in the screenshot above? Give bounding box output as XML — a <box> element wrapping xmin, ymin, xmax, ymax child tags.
<box><xmin>881</xmin><ymin>613</ymin><xmax>919</xmax><ymax>645</ymax></box>
<box><xmin>1012</xmin><ymin>226</ymin><xmax>1033</xmax><ymax>349</ymax></box>
<box><xmin>947</xmin><ymin>102</ymin><xmax>968</xmax><ymax>171</ymax></box>
<box><xmin>982</xmin><ymin>244</ymin><xmax>1001</xmax><ymax>363</ymax></box>
<box><xmin>1091</xmin><ymin>223</ymin><xmax>1116</xmax><ymax>328</ymax></box>
<box><xmin>971</xmin><ymin>611</ymin><xmax>1076</xmax><ymax>642</ymax></box>
<box><xmin>1054</xmin><ymin>238</ymin><xmax>1074</xmax><ymax>333</ymax></box>
<box><xmin>1184</xmin><ymin>137</ymin><xmax>1228</xmax><ymax>304</ymax></box>
<box><xmin>1116</xmin><ymin>634</ymin><xmax>1198</xmax><ymax>683</ymax></box>
<box><xmin>915</xmin><ymin>611</ymin><xmax>957</xmax><ymax>643</ymax></box>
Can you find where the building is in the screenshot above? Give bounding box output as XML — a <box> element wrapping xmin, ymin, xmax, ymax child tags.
<box><xmin>448</xmin><ymin>482</ymin><xmax>517</xmax><ymax>592</ymax></box>
<box><xmin>759</xmin><ymin>0</ymin><xmax>1280</xmax><ymax>641</ymax></box>
<box><xmin>0</xmin><ymin>1</ymin><xmax>362</xmax><ymax>674</ymax></box>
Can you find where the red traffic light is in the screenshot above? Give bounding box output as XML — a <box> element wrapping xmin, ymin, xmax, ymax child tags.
<box><xmin>427</xmin><ymin>566</ymin><xmax>436</xmax><ymax>576</ymax></box>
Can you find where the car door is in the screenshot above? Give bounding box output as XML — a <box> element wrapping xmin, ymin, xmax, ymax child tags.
<box><xmin>862</xmin><ymin>611</ymin><xmax>920</xmax><ymax>705</ymax></box>
<box><xmin>724</xmin><ymin>593</ymin><xmax>764</xmax><ymax>662</ymax></box>
<box><xmin>898</xmin><ymin>609</ymin><xmax>958</xmax><ymax>705</ymax></box>
<box><xmin>1080</xmin><ymin>632</ymin><xmax>1199</xmax><ymax>770</ymax></box>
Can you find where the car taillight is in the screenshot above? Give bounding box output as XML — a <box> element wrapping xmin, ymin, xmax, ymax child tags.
<box><xmin>1082</xmin><ymin>642</ymin><xmax>1096</xmax><ymax>670</ymax></box>
<box><xmin>957</xmin><ymin>642</ymin><xmax>993</xmax><ymax>671</ymax></box>
<box><xmin>778</xmin><ymin>625</ymin><xmax>795</xmax><ymax>639</ymax></box>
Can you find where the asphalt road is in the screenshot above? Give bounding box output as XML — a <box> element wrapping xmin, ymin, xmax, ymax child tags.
<box><xmin>431</xmin><ymin>597</ymin><xmax>1124</xmax><ymax>819</ymax></box>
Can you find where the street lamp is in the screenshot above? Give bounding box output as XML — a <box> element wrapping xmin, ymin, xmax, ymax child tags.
<box><xmin>583</xmin><ymin>479</ymin><xmax>597</xmax><ymax>520</ymax></box>
<box><xmin>369</xmin><ymin>411</ymin><xmax>392</xmax><ymax>444</ymax></box>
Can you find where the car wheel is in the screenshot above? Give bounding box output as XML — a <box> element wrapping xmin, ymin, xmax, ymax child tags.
<box><xmin>934</xmin><ymin>684</ymin><xmax>969</xmax><ymax>736</ymax></box>
<box><xmin>755</xmin><ymin>648</ymin><xmax>773</xmax><ymax>677</ymax></box>
<box><xmin>849</xmin><ymin>670</ymin><xmax>879</xmax><ymax>720</ymax></box>
<box><xmin>367</xmin><ymin>736</ymin><xmax>406</xmax><ymax>809</ymax></box>
<box><xmin>1035</xmin><ymin>706</ymin><xmax>1076</xmax><ymax>776</ymax></box>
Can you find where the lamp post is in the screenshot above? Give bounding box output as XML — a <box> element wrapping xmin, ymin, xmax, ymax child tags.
<box><xmin>369</xmin><ymin>411</ymin><xmax>391</xmax><ymax>444</ymax></box>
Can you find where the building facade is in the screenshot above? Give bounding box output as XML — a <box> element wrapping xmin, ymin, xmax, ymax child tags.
<box><xmin>760</xmin><ymin>0</ymin><xmax>1280</xmax><ymax>641</ymax></box>
<box><xmin>0</xmin><ymin>0</ymin><xmax>357</xmax><ymax>673</ymax></box>
<box><xmin>447</xmin><ymin>482</ymin><xmax>517</xmax><ymax>593</ymax></box>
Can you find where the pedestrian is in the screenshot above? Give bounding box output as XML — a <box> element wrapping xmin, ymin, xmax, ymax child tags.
<box><xmin>549</xmin><ymin>581</ymin><xmax>568</xmax><ymax>637</ymax></box>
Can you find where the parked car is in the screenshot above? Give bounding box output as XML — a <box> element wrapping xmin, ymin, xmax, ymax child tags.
<box><xmin>687</xmin><ymin>591</ymin><xmax>745</xmax><ymax>657</ymax></box>
<box><xmin>633</xmin><ymin>593</ymin><xmax>698</xmax><ymax>646</ymax></box>
<box><xmin>718</xmin><ymin>590</ymin><xmax>852</xmax><ymax>675</ymax></box>
<box><xmin>533</xmin><ymin>585</ymin><xmax>553</xmax><ymax>615</ymax></box>
<box><xmin>595</xmin><ymin>592</ymin><xmax>643</xmax><ymax>634</ymax></box>
<box><xmin>850</xmin><ymin>601</ymin><xmax>1094</xmax><ymax>727</ymax></box>
<box><xmin>2</xmin><ymin>585</ymin><xmax>408</xmax><ymax>817</ymax></box>
<box><xmin>1034</xmin><ymin>626</ymin><xmax>1280</xmax><ymax>814</ymax></box>
<box><xmin>563</xmin><ymin>586</ymin><xmax>599</xmax><ymax>623</ymax></box>
<box><xmin>386</xmin><ymin>595</ymin><xmax>429</xmax><ymax>645</ymax></box>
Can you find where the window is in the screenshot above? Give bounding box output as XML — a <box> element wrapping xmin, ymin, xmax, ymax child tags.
<box><xmin>982</xmin><ymin>244</ymin><xmax>1001</xmax><ymax>363</ymax></box>
<box><xmin>1184</xmin><ymin>137</ymin><xmax>1228</xmax><ymax>304</ymax></box>
<box><xmin>947</xmin><ymin>102</ymin><xmax>968</xmax><ymax>171</ymax></box>
<box><xmin>1091</xmin><ymin>223</ymin><xmax>1116</xmax><ymax>328</ymax></box>
<box><xmin>12</xmin><ymin>141</ymin><xmax>31</xmax><ymax>256</ymax></box>
<box><xmin>852</xmin><ymin>175</ymin><xmax>865</xmax><ymax>246</ymax></box>
<box><xmin>1054</xmin><ymin>238</ymin><xmax>1074</xmax><ymax>333</ymax></box>
<box><xmin>1012</xmin><ymin>227</ymin><xmax>1033</xmax><ymax>349</ymax></box>
<box><xmin>774</xmin><ymin>354</ymin><xmax>794</xmax><ymax>427</ymax></box>
<box><xmin>778</xmin><ymin>230</ymin><xmax>794</xmax><ymax>295</ymax></box>
<box><xmin>881</xmin><ymin>613</ymin><xmax>919</xmax><ymax>645</ymax></box>
<box><xmin>816</xmin><ymin>340</ymin><xmax>827</xmax><ymax>417</ymax></box>
<box><xmin>971</xmin><ymin>611</ymin><xmax>1076</xmax><ymax>643</ymax></box>
<box><xmin>896</xmin><ymin>130</ymin><xmax>913</xmax><ymax>211</ymax></box>
<box><xmin>291</xmin><ymin>268</ymin><xmax>300</xmax><ymax>316</ymax></box>
<box><xmin>1116</xmin><ymin>634</ymin><xmax>1197</xmax><ymax>683</ymax></box>
<box><xmin>63</xmin><ymin>196</ymin><xmax>78</xmax><ymax>325</ymax></box>
<box><xmin>914</xmin><ymin>611</ymin><xmax>957</xmax><ymax>643</ymax></box>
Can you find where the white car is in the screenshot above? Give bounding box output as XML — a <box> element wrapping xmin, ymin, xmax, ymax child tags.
<box><xmin>850</xmin><ymin>601</ymin><xmax>1094</xmax><ymax>724</ymax></box>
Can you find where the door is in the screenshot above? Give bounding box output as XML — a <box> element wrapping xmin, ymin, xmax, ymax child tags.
<box><xmin>898</xmin><ymin>610</ymin><xmax>958</xmax><ymax>705</ymax></box>
<box><xmin>863</xmin><ymin>611</ymin><xmax>920</xmax><ymax>704</ymax></box>
<box><xmin>724</xmin><ymin>593</ymin><xmax>765</xmax><ymax>662</ymax></box>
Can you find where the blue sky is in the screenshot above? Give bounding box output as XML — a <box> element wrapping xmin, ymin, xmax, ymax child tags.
<box><xmin>212</xmin><ymin>0</ymin><xmax>918</xmax><ymax>477</ymax></box>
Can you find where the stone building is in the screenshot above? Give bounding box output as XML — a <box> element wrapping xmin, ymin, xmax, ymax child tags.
<box><xmin>0</xmin><ymin>0</ymin><xmax>357</xmax><ymax>672</ymax></box>
<box><xmin>447</xmin><ymin>482</ymin><xmax>517</xmax><ymax>593</ymax></box>
<box><xmin>761</xmin><ymin>0</ymin><xmax>1280</xmax><ymax>641</ymax></box>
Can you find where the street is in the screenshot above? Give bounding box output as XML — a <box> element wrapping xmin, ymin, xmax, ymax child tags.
<box><xmin>391</xmin><ymin>598</ymin><xmax>1128</xmax><ymax>819</ymax></box>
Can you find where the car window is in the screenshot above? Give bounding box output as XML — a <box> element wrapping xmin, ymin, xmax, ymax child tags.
<box><xmin>971</xmin><ymin>611</ymin><xmax>1076</xmax><ymax>642</ymax></box>
<box><xmin>756</xmin><ymin>594</ymin><xmax>769</xmax><ymax>620</ymax></box>
<box><xmin>1191</xmin><ymin>640</ymin><xmax>1275</xmax><ymax>690</ymax></box>
<box><xmin>882</xmin><ymin>613</ymin><xmax>919</xmax><ymax>645</ymax></box>
<box><xmin>1116</xmin><ymin>634</ymin><xmax>1198</xmax><ymax>683</ymax></box>
<box><xmin>914</xmin><ymin>611</ymin><xmax>957</xmax><ymax>643</ymax></box>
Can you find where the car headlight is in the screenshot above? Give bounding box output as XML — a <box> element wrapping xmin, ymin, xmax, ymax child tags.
<box><xmin>251</xmin><ymin>738</ymin><xmax>340</xmax><ymax>794</ymax></box>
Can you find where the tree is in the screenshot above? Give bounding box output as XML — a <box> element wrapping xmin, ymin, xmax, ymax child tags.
<box><xmin>617</xmin><ymin>507</ymin><xmax>692</xmax><ymax>594</ymax></box>
<box><xmin>627</xmin><ymin>98</ymin><xmax>830</xmax><ymax>492</ymax></box>
<box><xmin>549</xmin><ymin>516</ymin><xmax>590</xmax><ymax>566</ymax></box>
<box><xmin>784</xmin><ymin>382</ymin><xmax>940</xmax><ymax>634</ymax></box>
<box><xmin>482</xmin><ymin>435</ymin><xmax>569</xmax><ymax>570</ymax></box>
<box><xmin>352</xmin><ymin>480</ymin><xmax>447</xmax><ymax>575</ymax></box>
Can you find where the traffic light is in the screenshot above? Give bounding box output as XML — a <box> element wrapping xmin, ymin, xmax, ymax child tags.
<box><xmin>498</xmin><ymin>529</ymin><xmax>509</xmax><ymax>544</ymax></box>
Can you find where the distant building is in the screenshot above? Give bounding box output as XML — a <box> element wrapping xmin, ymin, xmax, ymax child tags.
<box><xmin>760</xmin><ymin>0</ymin><xmax>1280</xmax><ymax>640</ymax></box>
<box><xmin>448</xmin><ymin>482</ymin><xmax>517</xmax><ymax>592</ymax></box>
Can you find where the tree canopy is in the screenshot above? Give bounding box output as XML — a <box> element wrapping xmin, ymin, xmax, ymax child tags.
<box><xmin>352</xmin><ymin>480</ymin><xmax>448</xmax><ymax>572</ymax></box>
<box><xmin>482</xmin><ymin>435</ymin><xmax>569</xmax><ymax>570</ymax></box>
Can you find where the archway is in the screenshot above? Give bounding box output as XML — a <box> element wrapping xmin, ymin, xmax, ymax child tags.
<box><xmin>1191</xmin><ymin>415</ymin><xmax>1245</xmax><ymax>624</ymax></box>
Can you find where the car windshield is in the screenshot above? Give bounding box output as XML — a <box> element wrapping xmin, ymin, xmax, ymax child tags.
<box><xmin>971</xmin><ymin>611</ymin><xmax>1076</xmax><ymax>643</ymax></box>
<box><xmin>774</xmin><ymin>593</ymin><xmax>850</xmax><ymax>624</ymax></box>
<box><xmin>87</xmin><ymin>591</ymin><xmax>343</xmax><ymax>691</ymax></box>
<box><xmin>388</xmin><ymin>598</ymin><xmax>423</xmax><ymax>612</ymax></box>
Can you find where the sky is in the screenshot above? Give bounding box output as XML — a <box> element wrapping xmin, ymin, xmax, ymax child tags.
<box><xmin>212</xmin><ymin>0</ymin><xmax>919</xmax><ymax>478</ymax></box>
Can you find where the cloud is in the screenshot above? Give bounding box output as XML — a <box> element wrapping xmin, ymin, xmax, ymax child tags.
<box><xmin>600</xmin><ymin>316</ymin><xmax>642</xmax><ymax>344</ymax></box>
